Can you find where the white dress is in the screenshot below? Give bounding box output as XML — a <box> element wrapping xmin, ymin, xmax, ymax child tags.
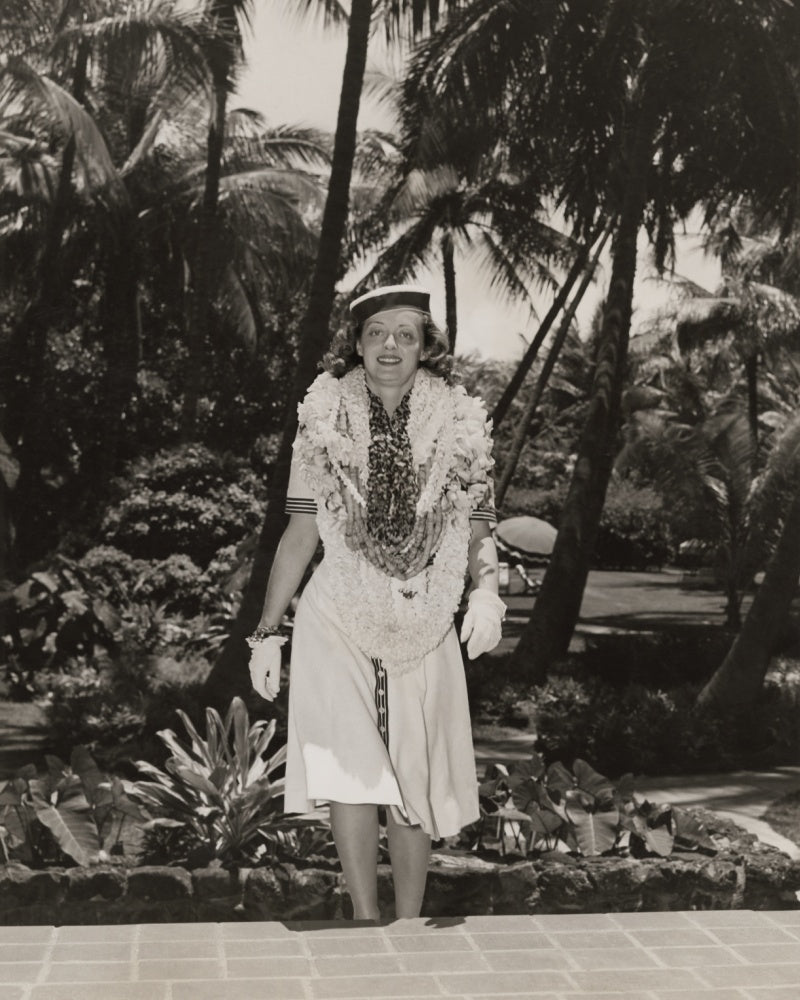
<box><xmin>282</xmin><ymin>371</ymin><xmax>495</xmax><ymax>840</ymax></box>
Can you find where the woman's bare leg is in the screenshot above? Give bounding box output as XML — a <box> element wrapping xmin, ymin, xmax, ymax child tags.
<box><xmin>329</xmin><ymin>802</ymin><xmax>380</xmax><ymax>920</ymax></box>
<box><xmin>386</xmin><ymin>810</ymin><xmax>431</xmax><ymax>918</ymax></box>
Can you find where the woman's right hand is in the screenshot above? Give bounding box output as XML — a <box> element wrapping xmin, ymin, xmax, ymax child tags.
<box><xmin>248</xmin><ymin>635</ymin><xmax>288</xmax><ymax>701</ymax></box>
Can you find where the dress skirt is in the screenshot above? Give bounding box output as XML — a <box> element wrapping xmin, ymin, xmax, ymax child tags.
<box><xmin>283</xmin><ymin>558</ymin><xmax>480</xmax><ymax>840</ymax></box>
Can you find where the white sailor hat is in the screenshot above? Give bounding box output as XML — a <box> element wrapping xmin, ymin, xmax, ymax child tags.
<box><xmin>349</xmin><ymin>284</ymin><xmax>431</xmax><ymax>324</ymax></box>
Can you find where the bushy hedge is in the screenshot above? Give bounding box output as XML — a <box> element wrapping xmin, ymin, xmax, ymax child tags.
<box><xmin>502</xmin><ymin>479</ymin><xmax>672</xmax><ymax>570</ymax></box>
<box><xmin>101</xmin><ymin>445</ymin><xmax>266</xmax><ymax>566</ymax></box>
<box><xmin>39</xmin><ymin>648</ymin><xmax>211</xmax><ymax>772</ymax></box>
<box><xmin>529</xmin><ymin>671</ymin><xmax>799</xmax><ymax>777</ymax></box>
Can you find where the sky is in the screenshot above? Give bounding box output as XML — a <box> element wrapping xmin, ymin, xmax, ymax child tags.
<box><xmin>236</xmin><ymin>3</ymin><xmax>722</xmax><ymax>361</ymax></box>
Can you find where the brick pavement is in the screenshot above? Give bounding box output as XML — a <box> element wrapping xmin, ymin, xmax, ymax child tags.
<box><xmin>1</xmin><ymin>910</ymin><xmax>799</xmax><ymax>1000</ymax></box>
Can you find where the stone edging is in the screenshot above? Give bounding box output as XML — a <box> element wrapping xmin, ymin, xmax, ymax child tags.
<box><xmin>2</xmin><ymin>830</ymin><xmax>798</xmax><ymax>925</ymax></box>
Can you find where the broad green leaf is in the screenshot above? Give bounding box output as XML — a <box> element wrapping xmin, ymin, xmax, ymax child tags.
<box><xmin>174</xmin><ymin>767</ymin><xmax>223</xmax><ymax>803</ymax></box>
<box><xmin>546</xmin><ymin>761</ymin><xmax>574</xmax><ymax>798</ymax></box>
<box><xmin>71</xmin><ymin>746</ymin><xmax>107</xmax><ymax>806</ymax></box>
<box><xmin>31</xmin><ymin>796</ymin><xmax>93</xmax><ymax>866</ymax></box>
<box><xmin>525</xmin><ymin>802</ymin><xmax>564</xmax><ymax>837</ymax></box>
<box><xmin>565</xmin><ymin>791</ymin><xmax>619</xmax><ymax>856</ymax></box>
<box><xmin>573</xmin><ymin>759</ymin><xmax>616</xmax><ymax>807</ymax></box>
<box><xmin>673</xmin><ymin>807</ymin><xmax>715</xmax><ymax>851</ymax></box>
<box><xmin>643</xmin><ymin>826</ymin><xmax>675</xmax><ymax>857</ymax></box>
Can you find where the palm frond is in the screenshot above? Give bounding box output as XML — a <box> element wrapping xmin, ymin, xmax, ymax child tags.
<box><xmin>224</xmin><ymin>119</ymin><xmax>331</xmax><ymax>171</ymax></box>
<box><xmin>1</xmin><ymin>54</ymin><xmax>124</xmax><ymax>201</ymax></box>
<box><xmin>52</xmin><ymin>1</ymin><xmax>211</xmax><ymax>96</ymax></box>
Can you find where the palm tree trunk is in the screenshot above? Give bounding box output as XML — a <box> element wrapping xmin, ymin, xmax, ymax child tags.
<box><xmin>201</xmin><ymin>0</ymin><xmax>374</xmax><ymax>711</ymax></box>
<box><xmin>745</xmin><ymin>352</ymin><xmax>759</xmax><ymax>470</ymax></box>
<box><xmin>10</xmin><ymin>41</ymin><xmax>89</xmax><ymax>570</ymax></box>
<box><xmin>180</xmin><ymin>71</ymin><xmax>228</xmax><ymax>440</ymax></box>
<box><xmin>508</xmin><ymin>113</ymin><xmax>653</xmax><ymax>684</ymax></box>
<box><xmin>490</xmin><ymin>229</ymin><xmax>601</xmax><ymax>430</ymax></box>
<box><xmin>697</xmin><ymin>487</ymin><xmax>800</xmax><ymax>710</ymax></box>
<box><xmin>90</xmin><ymin>233</ymin><xmax>142</xmax><ymax>484</ymax></box>
<box><xmin>442</xmin><ymin>231</ymin><xmax>457</xmax><ymax>352</ymax></box>
<box><xmin>495</xmin><ymin>229</ymin><xmax>610</xmax><ymax>510</ymax></box>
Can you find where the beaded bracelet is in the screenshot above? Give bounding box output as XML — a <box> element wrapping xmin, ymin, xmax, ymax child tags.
<box><xmin>245</xmin><ymin>625</ymin><xmax>287</xmax><ymax>648</ymax></box>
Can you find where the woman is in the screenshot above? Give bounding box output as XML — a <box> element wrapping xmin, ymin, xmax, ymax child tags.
<box><xmin>248</xmin><ymin>284</ymin><xmax>505</xmax><ymax>920</ymax></box>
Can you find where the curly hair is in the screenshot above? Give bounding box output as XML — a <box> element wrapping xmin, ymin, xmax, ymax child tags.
<box><xmin>322</xmin><ymin>315</ymin><xmax>458</xmax><ymax>384</ymax></box>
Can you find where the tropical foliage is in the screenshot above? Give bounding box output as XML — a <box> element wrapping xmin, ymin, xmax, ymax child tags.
<box><xmin>0</xmin><ymin>747</ymin><xmax>144</xmax><ymax>866</ymax></box>
<box><xmin>471</xmin><ymin>754</ymin><xmax>715</xmax><ymax>859</ymax></box>
<box><xmin>131</xmin><ymin>696</ymin><xmax>290</xmax><ymax>867</ymax></box>
<box><xmin>2</xmin><ymin>0</ymin><xmax>800</xmax><ymax>767</ymax></box>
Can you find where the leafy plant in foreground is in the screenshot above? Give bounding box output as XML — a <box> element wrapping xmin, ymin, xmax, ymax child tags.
<box><xmin>473</xmin><ymin>753</ymin><xmax>714</xmax><ymax>859</ymax></box>
<box><xmin>130</xmin><ymin>697</ymin><xmax>288</xmax><ymax>867</ymax></box>
<box><xmin>0</xmin><ymin>748</ymin><xmax>144</xmax><ymax>867</ymax></box>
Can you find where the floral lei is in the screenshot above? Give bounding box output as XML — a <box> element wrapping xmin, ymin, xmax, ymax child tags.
<box><xmin>294</xmin><ymin>367</ymin><xmax>494</xmax><ymax>674</ymax></box>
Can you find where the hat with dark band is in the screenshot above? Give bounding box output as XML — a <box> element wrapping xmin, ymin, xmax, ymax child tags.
<box><xmin>349</xmin><ymin>284</ymin><xmax>430</xmax><ymax>324</ymax></box>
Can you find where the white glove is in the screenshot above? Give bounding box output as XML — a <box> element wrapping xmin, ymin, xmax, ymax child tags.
<box><xmin>460</xmin><ymin>589</ymin><xmax>506</xmax><ymax>659</ymax></box>
<box><xmin>248</xmin><ymin>635</ymin><xmax>288</xmax><ymax>701</ymax></box>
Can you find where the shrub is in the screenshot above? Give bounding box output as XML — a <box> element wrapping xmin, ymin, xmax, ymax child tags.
<box><xmin>500</xmin><ymin>480</ymin><xmax>673</xmax><ymax>570</ymax></box>
<box><xmin>0</xmin><ymin>748</ymin><xmax>144</xmax><ymax>867</ymax></box>
<box><xmin>0</xmin><ymin>551</ymin><xmax>224</xmax><ymax>699</ymax></box>
<box><xmin>465</xmin><ymin>753</ymin><xmax>714</xmax><ymax>859</ymax></box>
<box><xmin>131</xmin><ymin>698</ymin><xmax>288</xmax><ymax>868</ymax></box>
<box><xmin>36</xmin><ymin>643</ymin><xmax>210</xmax><ymax>772</ymax></box>
<box><xmin>529</xmin><ymin>673</ymin><xmax>799</xmax><ymax>777</ymax></box>
<box><xmin>78</xmin><ymin>546</ymin><xmax>209</xmax><ymax>615</ymax></box>
<box><xmin>0</xmin><ymin>557</ymin><xmax>121</xmax><ymax>698</ymax></box>
<box><xmin>576</xmin><ymin>628</ymin><xmax>734</xmax><ymax>688</ymax></box>
<box><xmin>594</xmin><ymin>480</ymin><xmax>672</xmax><ymax>569</ymax></box>
<box><xmin>101</xmin><ymin>445</ymin><xmax>267</xmax><ymax>566</ymax></box>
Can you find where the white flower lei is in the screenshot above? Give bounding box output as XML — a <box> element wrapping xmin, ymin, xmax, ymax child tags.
<box><xmin>294</xmin><ymin>367</ymin><xmax>494</xmax><ymax>674</ymax></box>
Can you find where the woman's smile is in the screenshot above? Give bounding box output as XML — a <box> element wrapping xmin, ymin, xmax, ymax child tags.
<box><xmin>357</xmin><ymin>308</ymin><xmax>427</xmax><ymax>401</ymax></box>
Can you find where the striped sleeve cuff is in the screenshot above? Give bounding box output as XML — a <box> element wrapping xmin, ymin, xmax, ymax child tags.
<box><xmin>285</xmin><ymin>497</ymin><xmax>318</xmax><ymax>515</ymax></box>
<box><xmin>470</xmin><ymin>506</ymin><xmax>497</xmax><ymax>522</ymax></box>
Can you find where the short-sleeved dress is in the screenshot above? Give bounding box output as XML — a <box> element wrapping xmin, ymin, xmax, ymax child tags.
<box><xmin>282</xmin><ymin>367</ymin><xmax>495</xmax><ymax>840</ymax></box>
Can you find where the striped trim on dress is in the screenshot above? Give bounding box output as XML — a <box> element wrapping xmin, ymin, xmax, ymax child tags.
<box><xmin>372</xmin><ymin>659</ymin><xmax>389</xmax><ymax>749</ymax></box>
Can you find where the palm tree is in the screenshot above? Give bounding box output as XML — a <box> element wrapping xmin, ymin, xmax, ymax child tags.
<box><xmin>202</xmin><ymin>0</ymin><xmax>469</xmax><ymax>710</ymax></box>
<box><xmin>675</xmin><ymin>274</ymin><xmax>800</xmax><ymax>462</ymax></box>
<box><xmin>494</xmin><ymin>228</ymin><xmax>610</xmax><ymax>509</ymax></box>
<box><xmin>179</xmin><ymin>0</ymin><xmax>252</xmax><ymax>439</ymax></box>
<box><xmin>405</xmin><ymin>0</ymin><xmax>800</xmax><ymax>683</ymax></box>
<box><xmin>349</xmin><ymin>118</ymin><xmax>568</xmax><ymax>353</ymax></box>
<box><xmin>697</xmin><ymin>414</ymin><xmax>800</xmax><ymax>709</ymax></box>
<box><xmin>1</xmin><ymin>0</ymin><xmax>211</xmax><ymax>566</ymax></box>
<box><xmin>1</xmin><ymin>2</ymin><xmax>326</xmax><ymax>568</ymax></box>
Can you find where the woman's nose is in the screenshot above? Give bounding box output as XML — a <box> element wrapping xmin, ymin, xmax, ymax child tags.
<box><xmin>384</xmin><ymin>331</ymin><xmax>398</xmax><ymax>349</ymax></box>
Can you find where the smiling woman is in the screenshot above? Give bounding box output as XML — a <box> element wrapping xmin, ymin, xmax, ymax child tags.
<box><xmin>246</xmin><ymin>284</ymin><xmax>505</xmax><ymax>921</ymax></box>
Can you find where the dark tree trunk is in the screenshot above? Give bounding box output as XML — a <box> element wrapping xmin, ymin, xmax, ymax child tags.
<box><xmin>745</xmin><ymin>351</ymin><xmax>759</xmax><ymax>470</ymax></box>
<box><xmin>10</xmin><ymin>42</ymin><xmax>89</xmax><ymax>570</ymax></box>
<box><xmin>442</xmin><ymin>231</ymin><xmax>457</xmax><ymax>352</ymax></box>
<box><xmin>87</xmin><ymin>232</ymin><xmax>142</xmax><ymax>486</ymax></box>
<box><xmin>180</xmin><ymin>71</ymin><xmax>228</xmax><ymax>440</ymax></box>
<box><xmin>490</xmin><ymin>233</ymin><xmax>599</xmax><ymax>430</ymax></box>
<box><xmin>697</xmin><ymin>487</ymin><xmax>800</xmax><ymax>710</ymax></box>
<box><xmin>508</xmin><ymin>113</ymin><xmax>654</xmax><ymax>684</ymax></box>
<box><xmin>495</xmin><ymin>230</ymin><xmax>610</xmax><ymax>510</ymax></box>
<box><xmin>201</xmin><ymin>0</ymin><xmax>374</xmax><ymax>711</ymax></box>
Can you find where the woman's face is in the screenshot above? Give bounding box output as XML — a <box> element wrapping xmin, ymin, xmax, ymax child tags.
<box><xmin>357</xmin><ymin>308</ymin><xmax>427</xmax><ymax>394</ymax></box>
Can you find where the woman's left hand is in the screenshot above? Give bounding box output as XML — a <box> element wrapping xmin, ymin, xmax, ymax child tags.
<box><xmin>460</xmin><ymin>588</ymin><xmax>506</xmax><ymax>659</ymax></box>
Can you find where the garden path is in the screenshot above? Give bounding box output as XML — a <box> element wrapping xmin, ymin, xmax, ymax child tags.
<box><xmin>1</xmin><ymin>910</ymin><xmax>799</xmax><ymax>999</ymax></box>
